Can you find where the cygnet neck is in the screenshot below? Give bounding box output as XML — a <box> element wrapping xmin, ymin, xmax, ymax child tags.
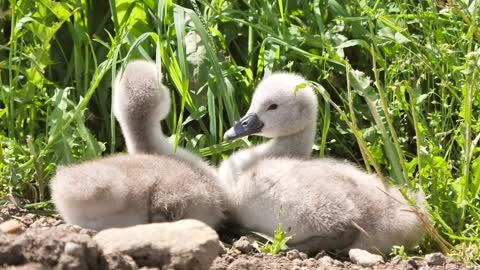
<box><xmin>217</xmin><ymin>120</ymin><xmax>316</xmax><ymax>191</ymax></box>
<box><xmin>262</xmin><ymin>122</ymin><xmax>316</xmax><ymax>158</ymax></box>
<box><xmin>121</xmin><ymin>116</ymin><xmax>174</xmax><ymax>156</ymax></box>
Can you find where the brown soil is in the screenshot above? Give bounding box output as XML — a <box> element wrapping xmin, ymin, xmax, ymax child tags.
<box><xmin>0</xmin><ymin>203</ymin><xmax>474</xmax><ymax>270</ymax></box>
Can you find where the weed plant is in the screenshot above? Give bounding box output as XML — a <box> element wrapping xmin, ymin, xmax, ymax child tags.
<box><xmin>1</xmin><ymin>0</ymin><xmax>480</xmax><ymax>261</ymax></box>
<box><xmin>253</xmin><ymin>223</ymin><xmax>292</xmax><ymax>255</ymax></box>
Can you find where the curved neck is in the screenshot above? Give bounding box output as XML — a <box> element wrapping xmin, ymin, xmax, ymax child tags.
<box><xmin>120</xmin><ymin>117</ymin><xmax>174</xmax><ymax>156</ymax></box>
<box><xmin>120</xmin><ymin>117</ymin><xmax>213</xmax><ymax>175</ymax></box>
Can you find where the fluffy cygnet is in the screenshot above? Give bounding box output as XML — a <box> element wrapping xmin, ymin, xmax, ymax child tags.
<box><xmin>51</xmin><ymin>154</ymin><xmax>225</xmax><ymax>230</ymax></box>
<box><xmin>51</xmin><ymin>60</ymin><xmax>225</xmax><ymax>230</ymax></box>
<box><xmin>219</xmin><ymin>72</ymin><xmax>427</xmax><ymax>254</ymax></box>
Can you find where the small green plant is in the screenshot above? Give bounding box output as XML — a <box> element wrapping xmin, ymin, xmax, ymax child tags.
<box><xmin>390</xmin><ymin>245</ymin><xmax>408</xmax><ymax>260</ymax></box>
<box><xmin>253</xmin><ymin>223</ymin><xmax>293</xmax><ymax>255</ymax></box>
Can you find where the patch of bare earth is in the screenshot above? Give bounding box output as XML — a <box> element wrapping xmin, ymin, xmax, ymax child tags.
<box><xmin>0</xmin><ymin>204</ymin><xmax>474</xmax><ymax>270</ymax></box>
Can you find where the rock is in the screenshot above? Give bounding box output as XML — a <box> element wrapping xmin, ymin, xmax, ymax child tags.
<box><xmin>286</xmin><ymin>249</ymin><xmax>301</xmax><ymax>260</ymax></box>
<box><xmin>408</xmin><ymin>259</ymin><xmax>419</xmax><ymax>269</ymax></box>
<box><xmin>286</xmin><ymin>249</ymin><xmax>307</xmax><ymax>260</ymax></box>
<box><xmin>317</xmin><ymin>255</ymin><xmax>334</xmax><ymax>267</ymax></box>
<box><xmin>0</xmin><ymin>227</ymin><xmax>100</xmax><ymax>269</ymax></box>
<box><xmin>348</xmin><ymin>248</ymin><xmax>384</xmax><ymax>267</ymax></box>
<box><xmin>314</xmin><ymin>250</ymin><xmax>327</xmax><ymax>259</ymax></box>
<box><xmin>94</xmin><ymin>219</ymin><xmax>220</xmax><ymax>270</ymax></box>
<box><xmin>19</xmin><ymin>214</ymin><xmax>35</xmax><ymax>226</ymax></box>
<box><xmin>299</xmin><ymin>252</ymin><xmax>308</xmax><ymax>260</ymax></box>
<box><xmin>233</xmin><ymin>236</ymin><xmax>252</xmax><ymax>253</ymax></box>
<box><xmin>425</xmin><ymin>252</ymin><xmax>446</xmax><ymax>266</ymax></box>
<box><xmin>390</xmin><ymin>255</ymin><xmax>403</xmax><ymax>265</ymax></box>
<box><xmin>0</xmin><ymin>219</ymin><xmax>24</xmax><ymax>234</ymax></box>
<box><xmin>385</xmin><ymin>256</ymin><xmax>417</xmax><ymax>270</ymax></box>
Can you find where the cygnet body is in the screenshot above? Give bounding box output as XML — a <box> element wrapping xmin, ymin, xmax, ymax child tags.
<box><xmin>219</xmin><ymin>72</ymin><xmax>426</xmax><ymax>254</ymax></box>
<box><xmin>51</xmin><ymin>60</ymin><xmax>224</xmax><ymax>230</ymax></box>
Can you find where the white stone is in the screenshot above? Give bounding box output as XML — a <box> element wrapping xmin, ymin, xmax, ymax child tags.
<box><xmin>94</xmin><ymin>219</ymin><xmax>220</xmax><ymax>270</ymax></box>
<box><xmin>349</xmin><ymin>248</ymin><xmax>384</xmax><ymax>267</ymax></box>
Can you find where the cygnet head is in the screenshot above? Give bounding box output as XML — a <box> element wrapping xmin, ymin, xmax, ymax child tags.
<box><xmin>224</xmin><ymin>72</ymin><xmax>318</xmax><ymax>140</ymax></box>
<box><xmin>114</xmin><ymin>60</ymin><xmax>171</xmax><ymax>125</ymax></box>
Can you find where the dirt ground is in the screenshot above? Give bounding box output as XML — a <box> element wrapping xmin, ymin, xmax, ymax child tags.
<box><xmin>0</xmin><ymin>203</ymin><xmax>475</xmax><ymax>270</ymax></box>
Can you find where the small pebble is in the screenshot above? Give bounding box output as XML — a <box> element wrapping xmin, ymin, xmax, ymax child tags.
<box><xmin>425</xmin><ymin>252</ymin><xmax>446</xmax><ymax>266</ymax></box>
<box><xmin>314</xmin><ymin>250</ymin><xmax>327</xmax><ymax>259</ymax></box>
<box><xmin>408</xmin><ymin>259</ymin><xmax>419</xmax><ymax>268</ymax></box>
<box><xmin>53</xmin><ymin>220</ymin><xmax>63</xmax><ymax>226</ymax></box>
<box><xmin>232</xmin><ymin>236</ymin><xmax>253</xmax><ymax>253</ymax></box>
<box><xmin>299</xmin><ymin>252</ymin><xmax>308</xmax><ymax>260</ymax></box>
<box><xmin>390</xmin><ymin>255</ymin><xmax>403</xmax><ymax>265</ymax></box>
<box><xmin>349</xmin><ymin>248</ymin><xmax>384</xmax><ymax>267</ymax></box>
<box><xmin>29</xmin><ymin>217</ymin><xmax>49</xmax><ymax>228</ymax></box>
<box><xmin>287</xmin><ymin>249</ymin><xmax>301</xmax><ymax>260</ymax></box>
<box><xmin>317</xmin><ymin>255</ymin><xmax>334</xmax><ymax>266</ymax></box>
<box><xmin>0</xmin><ymin>219</ymin><xmax>24</xmax><ymax>234</ymax></box>
<box><xmin>20</xmin><ymin>214</ymin><xmax>35</xmax><ymax>225</ymax></box>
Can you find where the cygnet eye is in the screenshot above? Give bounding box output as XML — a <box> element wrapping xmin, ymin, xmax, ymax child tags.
<box><xmin>266</xmin><ymin>104</ymin><xmax>278</xmax><ymax>111</ymax></box>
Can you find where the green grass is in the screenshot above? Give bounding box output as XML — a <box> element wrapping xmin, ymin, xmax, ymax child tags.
<box><xmin>1</xmin><ymin>0</ymin><xmax>480</xmax><ymax>262</ymax></box>
<box><xmin>253</xmin><ymin>223</ymin><xmax>292</xmax><ymax>255</ymax></box>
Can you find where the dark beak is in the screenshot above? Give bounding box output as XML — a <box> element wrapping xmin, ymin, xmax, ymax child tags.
<box><xmin>224</xmin><ymin>113</ymin><xmax>264</xmax><ymax>140</ymax></box>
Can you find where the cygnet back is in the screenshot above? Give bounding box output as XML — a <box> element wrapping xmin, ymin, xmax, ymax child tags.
<box><xmin>51</xmin><ymin>154</ymin><xmax>225</xmax><ymax>230</ymax></box>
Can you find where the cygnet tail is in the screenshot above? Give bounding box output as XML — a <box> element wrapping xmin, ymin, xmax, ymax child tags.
<box><xmin>388</xmin><ymin>188</ymin><xmax>431</xmax><ymax>251</ymax></box>
<box><xmin>409</xmin><ymin>188</ymin><xmax>427</xmax><ymax>212</ymax></box>
<box><xmin>407</xmin><ymin>187</ymin><xmax>432</xmax><ymax>232</ymax></box>
<box><xmin>349</xmin><ymin>186</ymin><xmax>429</xmax><ymax>254</ymax></box>
<box><xmin>50</xmin><ymin>164</ymin><xmax>146</xmax><ymax>230</ymax></box>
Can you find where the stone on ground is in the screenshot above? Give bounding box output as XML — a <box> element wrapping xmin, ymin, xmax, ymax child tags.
<box><xmin>0</xmin><ymin>219</ymin><xmax>24</xmax><ymax>234</ymax></box>
<box><xmin>0</xmin><ymin>227</ymin><xmax>100</xmax><ymax>269</ymax></box>
<box><xmin>348</xmin><ymin>248</ymin><xmax>384</xmax><ymax>267</ymax></box>
<box><xmin>93</xmin><ymin>219</ymin><xmax>221</xmax><ymax>270</ymax></box>
<box><xmin>286</xmin><ymin>249</ymin><xmax>308</xmax><ymax>261</ymax></box>
<box><xmin>232</xmin><ymin>236</ymin><xmax>253</xmax><ymax>254</ymax></box>
<box><xmin>425</xmin><ymin>252</ymin><xmax>446</xmax><ymax>266</ymax></box>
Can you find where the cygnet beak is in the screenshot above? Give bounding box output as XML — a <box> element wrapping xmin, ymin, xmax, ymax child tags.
<box><xmin>224</xmin><ymin>113</ymin><xmax>264</xmax><ymax>140</ymax></box>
